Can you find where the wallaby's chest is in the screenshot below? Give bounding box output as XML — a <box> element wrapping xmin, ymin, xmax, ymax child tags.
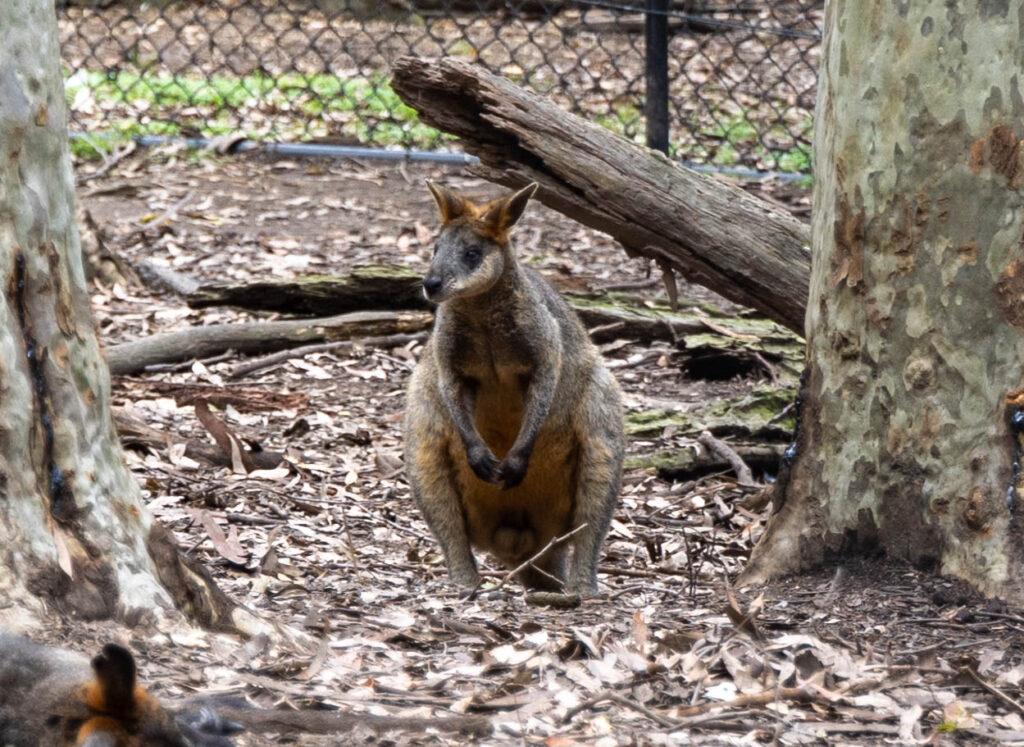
<box><xmin>449</xmin><ymin>335</ymin><xmax>532</xmax><ymax>454</ymax></box>
<box><xmin>466</xmin><ymin>358</ymin><xmax>530</xmax><ymax>456</ymax></box>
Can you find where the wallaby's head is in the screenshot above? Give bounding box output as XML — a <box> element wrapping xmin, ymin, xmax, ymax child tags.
<box><xmin>63</xmin><ymin>643</ymin><xmax>188</xmax><ymax>746</ymax></box>
<box><xmin>422</xmin><ymin>181</ymin><xmax>538</xmax><ymax>303</ymax></box>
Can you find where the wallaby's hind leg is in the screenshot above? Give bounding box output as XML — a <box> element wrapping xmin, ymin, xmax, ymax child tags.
<box><xmin>567</xmin><ymin>368</ymin><xmax>625</xmax><ymax>597</ymax></box>
<box><xmin>516</xmin><ymin>543</ymin><xmax>569</xmax><ymax>592</ymax></box>
<box><xmin>405</xmin><ymin>376</ymin><xmax>479</xmax><ymax>590</ymax></box>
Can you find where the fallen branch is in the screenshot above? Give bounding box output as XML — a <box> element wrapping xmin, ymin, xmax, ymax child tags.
<box><xmin>116</xmin><ymin>380</ymin><xmax>309</xmax><ymax>412</ymax></box>
<box><xmin>104</xmin><ymin>310</ymin><xmax>433</xmax><ymax>375</ymax></box>
<box><xmin>126</xmin><ymin>263</ymin><xmax>803</xmax><ymax>353</ymax></box>
<box><xmin>963</xmin><ymin>666</ymin><xmax>1024</xmax><ymax>716</ymax></box>
<box><xmin>211</xmin><ymin>707</ymin><xmax>492</xmax><ymax>737</ymax></box>
<box><xmin>565</xmin><ymin>685</ymin><xmax>817</xmax><ymax>730</ymax></box>
<box><xmin>75</xmin><ymin>138</ymin><xmax>136</xmax><ymax>185</ymax></box>
<box><xmin>496</xmin><ymin>523</ymin><xmax>589</xmax><ymax>593</ymax></box>
<box><xmin>674</xmin><ymin>687</ymin><xmax>815</xmax><ymax>718</ymax></box>
<box><xmin>229</xmin><ymin>331</ymin><xmax>428</xmax><ymax>379</ymax></box>
<box><xmin>137</xmin><ymin>259</ymin><xmax>201</xmax><ymax>295</ymax></box>
<box><xmin>391</xmin><ymin>56</ymin><xmax>810</xmax><ymax>333</ymax></box>
<box><xmin>698</xmin><ymin>431</ymin><xmax>755</xmax><ymax>486</ymax></box>
<box><xmin>563</xmin><ymin>690</ymin><xmax>679</xmax><ymax>729</ymax></box>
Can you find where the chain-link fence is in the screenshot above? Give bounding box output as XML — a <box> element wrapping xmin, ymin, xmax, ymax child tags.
<box><xmin>58</xmin><ymin>0</ymin><xmax>822</xmax><ymax>173</ymax></box>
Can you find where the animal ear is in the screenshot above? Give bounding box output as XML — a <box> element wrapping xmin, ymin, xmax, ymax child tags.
<box><xmin>426</xmin><ymin>180</ymin><xmax>468</xmax><ymax>225</ymax></box>
<box><xmin>478</xmin><ymin>182</ymin><xmax>538</xmax><ymax>242</ymax></box>
<box><xmin>90</xmin><ymin>643</ymin><xmax>138</xmax><ymax>714</ymax></box>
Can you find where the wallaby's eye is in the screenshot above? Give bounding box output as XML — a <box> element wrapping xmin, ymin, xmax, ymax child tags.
<box><xmin>463</xmin><ymin>248</ymin><xmax>481</xmax><ymax>265</ymax></box>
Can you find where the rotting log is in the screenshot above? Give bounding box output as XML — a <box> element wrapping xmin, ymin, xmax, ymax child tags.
<box><xmin>391</xmin><ymin>56</ymin><xmax>810</xmax><ymax>333</ymax></box>
<box><xmin>186</xmin><ymin>266</ymin><xmax>430</xmax><ymax>315</ymax></box>
<box><xmin>159</xmin><ymin>265</ymin><xmax>804</xmax><ymax>351</ymax></box>
<box><xmin>632</xmin><ymin>444</ymin><xmax>786</xmax><ymax>481</ymax></box>
<box><xmin>627</xmin><ymin>385</ymin><xmax>797</xmax><ymax>442</ymax></box>
<box><xmin>104</xmin><ymin>310</ymin><xmax>433</xmax><ymax>376</ymax></box>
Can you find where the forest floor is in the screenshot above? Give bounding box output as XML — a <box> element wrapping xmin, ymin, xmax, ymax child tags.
<box><xmin>37</xmin><ymin>148</ymin><xmax>1024</xmax><ymax>745</ymax></box>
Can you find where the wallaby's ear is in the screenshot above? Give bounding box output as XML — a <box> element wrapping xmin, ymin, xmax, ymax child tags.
<box><xmin>90</xmin><ymin>643</ymin><xmax>138</xmax><ymax>714</ymax></box>
<box><xmin>478</xmin><ymin>182</ymin><xmax>538</xmax><ymax>242</ymax></box>
<box><xmin>427</xmin><ymin>180</ymin><xmax>468</xmax><ymax>225</ymax></box>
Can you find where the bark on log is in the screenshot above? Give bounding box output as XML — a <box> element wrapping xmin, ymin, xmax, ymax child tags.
<box><xmin>162</xmin><ymin>266</ymin><xmax>803</xmax><ymax>350</ymax></box>
<box><xmin>186</xmin><ymin>266</ymin><xmax>430</xmax><ymax>315</ymax></box>
<box><xmin>650</xmin><ymin>443</ymin><xmax>785</xmax><ymax>481</ymax></box>
<box><xmin>390</xmin><ymin>56</ymin><xmax>811</xmax><ymax>334</ymax></box>
<box><xmin>104</xmin><ymin>310</ymin><xmax>433</xmax><ymax>375</ymax></box>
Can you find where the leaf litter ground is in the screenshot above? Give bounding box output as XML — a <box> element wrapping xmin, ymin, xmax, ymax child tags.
<box><xmin>43</xmin><ymin>149</ymin><xmax>1024</xmax><ymax>745</ymax></box>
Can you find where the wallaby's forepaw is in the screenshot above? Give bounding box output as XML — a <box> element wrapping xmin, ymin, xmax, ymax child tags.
<box><xmin>496</xmin><ymin>451</ymin><xmax>530</xmax><ymax>489</ymax></box>
<box><xmin>466</xmin><ymin>444</ymin><xmax>500</xmax><ymax>483</ymax></box>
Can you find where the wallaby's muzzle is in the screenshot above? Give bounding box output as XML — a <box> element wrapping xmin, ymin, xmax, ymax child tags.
<box><xmin>422</xmin><ymin>275</ymin><xmax>443</xmax><ymax>300</ymax></box>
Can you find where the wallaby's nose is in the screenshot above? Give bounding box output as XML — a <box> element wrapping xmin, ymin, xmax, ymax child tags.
<box><xmin>422</xmin><ymin>276</ymin><xmax>443</xmax><ymax>298</ymax></box>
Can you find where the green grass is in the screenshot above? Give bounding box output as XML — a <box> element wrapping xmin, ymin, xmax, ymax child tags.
<box><xmin>64</xmin><ymin>69</ymin><xmax>451</xmax><ymax>149</ymax></box>
<box><xmin>700</xmin><ymin>111</ymin><xmax>812</xmax><ymax>174</ymax></box>
<box><xmin>595</xmin><ymin>103</ymin><xmax>644</xmax><ymax>141</ymax></box>
<box><xmin>64</xmin><ymin>68</ymin><xmax>812</xmax><ymax>176</ymax></box>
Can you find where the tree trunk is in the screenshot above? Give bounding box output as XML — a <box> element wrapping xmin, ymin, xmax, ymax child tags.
<box><xmin>0</xmin><ymin>0</ymin><xmax>237</xmax><ymax>630</ymax></box>
<box><xmin>743</xmin><ymin>2</ymin><xmax>1024</xmax><ymax>600</ymax></box>
<box><xmin>390</xmin><ymin>56</ymin><xmax>811</xmax><ymax>334</ymax></box>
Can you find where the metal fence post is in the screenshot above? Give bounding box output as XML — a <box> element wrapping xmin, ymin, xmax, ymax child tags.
<box><xmin>645</xmin><ymin>0</ymin><xmax>670</xmax><ymax>154</ymax></box>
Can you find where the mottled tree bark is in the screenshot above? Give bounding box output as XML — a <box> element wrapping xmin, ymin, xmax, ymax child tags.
<box><xmin>0</xmin><ymin>0</ymin><xmax>240</xmax><ymax>631</ymax></box>
<box><xmin>743</xmin><ymin>2</ymin><xmax>1024</xmax><ymax>600</ymax></box>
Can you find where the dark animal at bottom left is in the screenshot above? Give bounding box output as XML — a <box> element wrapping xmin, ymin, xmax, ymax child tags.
<box><xmin>0</xmin><ymin>633</ymin><xmax>239</xmax><ymax>747</ymax></box>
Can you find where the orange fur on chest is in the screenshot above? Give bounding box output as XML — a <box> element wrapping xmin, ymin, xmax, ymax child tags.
<box><xmin>473</xmin><ymin>380</ymin><xmax>524</xmax><ymax>457</ymax></box>
<box><xmin>452</xmin><ymin>427</ymin><xmax>578</xmax><ymax>564</ymax></box>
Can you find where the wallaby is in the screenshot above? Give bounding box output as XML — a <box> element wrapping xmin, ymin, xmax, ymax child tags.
<box><xmin>0</xmin><ymin>634</ymin><xmax>236</xmax><ymax>746</ymax></box>
<box><xmin>404</xmin><ymin>181</ymin><xmax>625</xmax><ymax>597</ymax></box>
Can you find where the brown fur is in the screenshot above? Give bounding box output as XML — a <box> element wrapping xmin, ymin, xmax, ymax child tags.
<box><xmin>405</xmin><ymin>182</ymin><xmax>625</xmax><ymax>597</ymax></box>
<box><xmin>0</xmin><ymin>635</ymin><xmax>189</xmax><ymax>746</ymax></box>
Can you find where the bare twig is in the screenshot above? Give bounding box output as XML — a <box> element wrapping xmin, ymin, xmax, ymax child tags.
<box><xmin>75</xmin><ymin>139</ymin><xmax>136</xmax><ymax>185</ymax></box>
<box><xmin>696</xmin><ymin>311</ymin><xmax>761</xmax><ymax>341</ymax></box>
<box><xmin>137</xmin><ymin>189</ymin><xmax>195</xmax><ymax>227</ymax></box>
<box><xmin>495</xmin><ymin>523</ymin><xmax>588</xmax><ymax>592</ymax></box>
<box><xmin>698</xmin><ymin>431</ymin><xmax>754</xmax><ymax>486</ymax></box>
<box><xmin>563</xmin><ymin>690</ymin><xmax>679</xmax><ymax>728</ymax></box>
<box><xmin>597</xmin><ymin>277</ymin><xmax>660</xmax><ymax>292</ymax></box>
<box><xmin>751</xmin><ymin>350</ymin><xmax>779</xmax><ymax>385</ymax></box>
<box><xmin>229</xmin><ymin>331</ymin><xmax>428</xmax><ymax>379</ymax></box>
<box><xmin>673</xmin><ymin>687</ymin><xmax>815</xmax><ymax>718</ymax></box>
<box><xmin>962</xmin><ymin>666</ymin><xmax>1024</xmax><ymax>716</ymax></box>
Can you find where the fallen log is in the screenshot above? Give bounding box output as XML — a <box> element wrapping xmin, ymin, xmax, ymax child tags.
<box><xmin>104</xmin><ymin>310</ymin><xmax>433</xmax><ymax>376</ymax></box>
<box><xmin>390</xmin><ymin>56</ymin><xmax>810</xmax><ymax>333</ymax></box>
<box><xmin>632</xmin><ymin>444</ymin><xmax>786</xmax><ymax>482</ymax></box>
<box><xmin>186</xmin><ymin>266</ymin><xmax>430</xmax><ymax>315</ymax></box>
<box><xmin>162</xmin><ymin>266</ymin><xmax>803</xmax><ymax>350</ymax></box>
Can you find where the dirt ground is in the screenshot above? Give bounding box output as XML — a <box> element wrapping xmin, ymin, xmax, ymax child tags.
<box><xmin>33</xmin><ymin>148</ymin><xmax>1024</xmax><ymax>745</ymax></box>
